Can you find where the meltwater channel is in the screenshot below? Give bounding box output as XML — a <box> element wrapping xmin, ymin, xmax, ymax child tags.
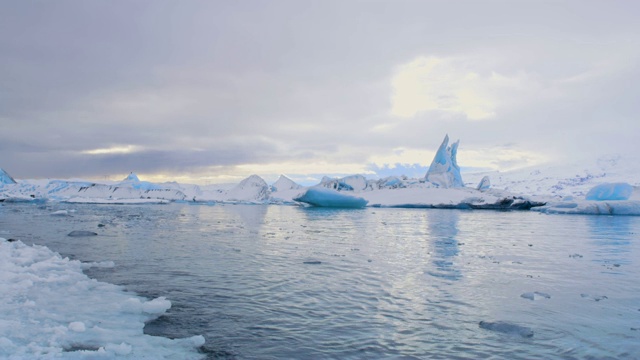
<box><xmin>2</xmin><ymin>202</ymin><xmax>640</xmax><ymax>359</ymax></box>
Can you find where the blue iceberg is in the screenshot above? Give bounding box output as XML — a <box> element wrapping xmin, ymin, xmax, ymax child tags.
<box><xmin>425</xmin><ymin>135</ymin><xmax>464</xmax><ymax>188</ymax></box>
<box><xmin>585</xmin><ymin>183</ymin><xmax>634</xmax><ymax>201</ymax></box>
<box><xmin>293</xmin><ymin>187</ymin><xmax>368</xmax><ymax>208</ymax></box>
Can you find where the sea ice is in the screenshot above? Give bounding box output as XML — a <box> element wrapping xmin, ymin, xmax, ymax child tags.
<box><xmin>0</xmin><ymin>238</ymin><xmax>205</xmax><ymax>359</ymax></box>
<box><xmin>293</xmin><ymin>187</ymin><xmax>368</xmax><ymax>208</ymax></box>
<box><xmin>585</xmin><ymin>182</ymin><xmax>634</xmax><ymax>201</ymax></box>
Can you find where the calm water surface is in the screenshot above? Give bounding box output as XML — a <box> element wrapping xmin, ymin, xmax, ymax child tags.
<box><xmin>2</xmin><ymin>203</ymin><xmax>640</xmax><ymax>359</ymax></box>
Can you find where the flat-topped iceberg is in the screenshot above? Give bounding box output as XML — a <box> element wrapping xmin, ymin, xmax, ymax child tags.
<box><xmin>293</xmin><ymin>187</ymin><xmax>368</xmax><ymax>208</ymax></box>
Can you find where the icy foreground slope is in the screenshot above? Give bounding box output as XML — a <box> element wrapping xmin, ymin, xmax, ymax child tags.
<box><xmin>0</xmin><ymin>238</ymin><xmax>205</xmax><ymax>359</ymax></box>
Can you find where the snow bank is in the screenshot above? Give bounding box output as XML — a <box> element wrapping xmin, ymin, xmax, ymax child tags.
<box><xmin>294</xmin><ymin>187</ymin><xmax>368</xmax><ymax>208</ymax></box>
<box><xmin>0</xmin><ymin>238</ymin><xmax>204</xmax><ymax>359</ymax></box>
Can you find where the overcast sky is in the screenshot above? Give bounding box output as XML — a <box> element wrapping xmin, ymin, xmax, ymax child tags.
<box><xmin>1</xmin><ymin>1</ymin><xmax>638</xmax><ymax>184</ymax></box>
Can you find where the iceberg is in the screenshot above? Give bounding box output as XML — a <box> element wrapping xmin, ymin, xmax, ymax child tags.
<box><xmin>0</xmin><ymin>168</ymin><xmax>17</xmax><ymax>185</ymax></box>
<box><xmin>476</xmin><ymin>176</ymin><xmax>491</xmax><ymax>191</ymax></box>
<box><xmin>425</xmin><ymin>135</ymin><xmax>464</xmax><ymax>188</ymax></box>
<box><xmin>271</xmin><ymin>174</ymin><xmax>302</xmax><ymax>192</ymax></box>
<box><xmin>293</xmin><ymin>187</ymin><xmax>368</xmax><ymax>208</ymax></box>
<box><xmin>225</xmin><ymin>174</ymin><xmax>270</xmax><ymax>202</ymax></box>
<box><xmin>585</xmin><ymin>182</ymin><xmax>634</xmax><ymax>201</ymax></box>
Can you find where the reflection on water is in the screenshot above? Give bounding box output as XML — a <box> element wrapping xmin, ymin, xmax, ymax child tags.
<box><xmin>1</xmin><ymin>203</ymin><xmax>640</xmax><ymax>359</ymax></box>
<box><xmin>426</xmin><ymin>210</ymin><xmax>461</xmax><ymax>281</ymax></box>
<box><xmin>587</xmin><ymin>215</ymin><xmax>633</xmax><ymax>269</ymax></box>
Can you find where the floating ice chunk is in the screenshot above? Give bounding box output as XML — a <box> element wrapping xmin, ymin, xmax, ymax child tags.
<box><xmin>51</xmin><ymin>210</ymin><xmax>69</xmax><ymax>216</ymax></box>
<box><xmin>81</xmin><ymin>261</ymin><xmax>115</xmax><ymax>270</ymax></box>
<box><xmin>520</xmin><ymin>291</ymin><xmax>551</xmax><ymax>300</ymax></box>
<box><xmin>68</xmin><ymin>230</ymin><xmax>98</xmax><ymax>237</ymax></box>
<box><xmin>585</xmin><ymin>183</ymin><xmax>633</xmax><ymax>201</ymax></box>
<box><xmin>581</xmin><ymin>293</ymin><xmax>608</xmax><ymax>301</ymax></box>
<box><xmin>293</xmin><ymin>187</ymin><xmax>368</xmax><ymax>208</ymax></box>
<box><xmin>142</xmin><ymin>296</ymin><xmax>172</xmax><ymax>314</ymax></box>
<box><xmin>479</xmin><ymin>321</ymin><xmax>534</xmax><ymax>338</ymax></box>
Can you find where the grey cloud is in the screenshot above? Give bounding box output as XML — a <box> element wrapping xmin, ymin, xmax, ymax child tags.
<box><xmin>1</xmin><ymin>1</ymin><xmax>639</xmax><ymax>180</ymax></box>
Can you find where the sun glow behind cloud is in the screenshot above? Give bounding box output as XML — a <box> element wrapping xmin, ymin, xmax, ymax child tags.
<box><xmin>82</xmin><ymin>145</ymin><xmax>142</xmax><ymax>155</ymax></box>
<box><xmin>390</xmin><ymin>56</ymin><xmax>538</xmax><ymax>121</ymax></box>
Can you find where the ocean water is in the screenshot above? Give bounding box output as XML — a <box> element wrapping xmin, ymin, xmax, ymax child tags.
<box><xmin>2</xmin><ymin>202</ymin><xmax>640</xmax><ymax>359</ymax></box>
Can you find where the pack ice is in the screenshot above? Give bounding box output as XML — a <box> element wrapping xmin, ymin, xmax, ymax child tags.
<box><xmin>0</xmin><ymin>238</ymin><xmax>205</xmax><ymax>359</ymax></box>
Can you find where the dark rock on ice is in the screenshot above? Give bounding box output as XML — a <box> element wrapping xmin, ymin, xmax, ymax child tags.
<box><xmin>479</xmin><ymin>321</ymin><xmax>534</xmax><ymax>338</ymax></box>
<box><xmin>68</xmin><ymin>230</ymin><xmax>98</xmax><ymax>237</ymax></box>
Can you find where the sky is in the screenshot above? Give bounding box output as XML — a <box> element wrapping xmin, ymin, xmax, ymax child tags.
<box><xmin>1</xmin><ymin>1</ymin><xmax>639</xmax><ymax>185</ymax></box>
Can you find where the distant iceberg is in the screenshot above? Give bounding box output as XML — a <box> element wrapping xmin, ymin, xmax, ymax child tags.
<box><xmin>294</xmin><ymin>187</ymin><xmax>368</xmax><ymax>208</ymax></box>
<box><xmin>0</xmin><ymin>168</ymin><xmax>17</xmax><ymax>185</ymax></box>
<box><xmin>585</xmin><ymin>182</ymin><xmax>633</xmax><ymax>201</ymax></box>
<box><xmin>225</xmin><ymin>174</ymin><xmax>270</xmax><ymax>202</ymax></box>
<box><xmin>271</xmin><ymin>174</ymin><xmax>302</xmax><ymax>192</ymax></box>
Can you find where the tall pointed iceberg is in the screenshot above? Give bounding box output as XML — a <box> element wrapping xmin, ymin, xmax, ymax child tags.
<box><xmin>425</xmin><ymin>135</ymin><xmax>464</xmax><ymax>188</ymax></box>
<box><xmin>0</xmin><ymin>168</ymin><xmax>17</xmax><ymax>185</ymax></box>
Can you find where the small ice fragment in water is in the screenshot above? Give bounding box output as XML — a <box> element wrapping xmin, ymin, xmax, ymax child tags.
<box><xmin>581</xmin><ymin>293</ymin><xmax>608</xmax><ymax>301</ymax></box>
<box><xmin>68</xmin><ymin>230</ymin><xmax>98</xmax><ymax>237</ymax></box>
<box><xmin>479</xmin><ymin>321</ymin><xmax>534</xmax><ymax>338</ymax></box>
<box><xmin>521</xmin><ymin>292</ymin><xmax>551</xmax><ymax>300</ymax></box>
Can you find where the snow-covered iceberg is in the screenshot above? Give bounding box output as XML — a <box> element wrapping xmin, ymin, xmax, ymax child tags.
<box><xmin>270</xmin><ymin>174</ymin><xmax>302</xmax><ymax>192</ymax></box>
<box><xmin>225</xmin><ymin>174</ymin><xmax>270</xmax><ymax>203</ymax></box>
<box><xmin>293</xmin><ymin>187</ymin><xmax>368</xmax><ymax>208</ymax></box>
